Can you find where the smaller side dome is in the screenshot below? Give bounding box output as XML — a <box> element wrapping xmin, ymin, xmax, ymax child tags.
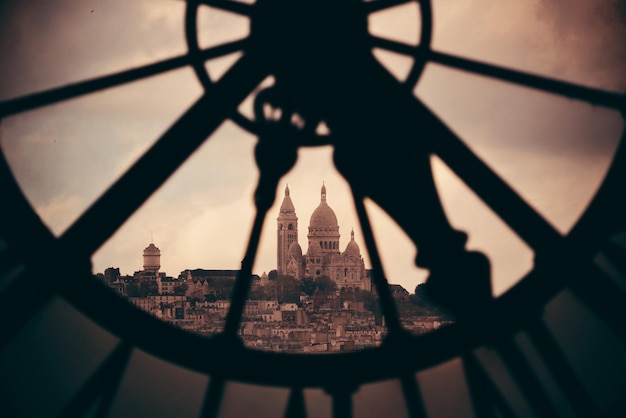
<box><xmin>344</xmin><ymin>229</ymin><xmax>360</xmax><ymax>257</ymax></box>
<box><xmin>289</xmin><ymin>241</ymin><xmax>303</xmax><ymax>258</ymax></box>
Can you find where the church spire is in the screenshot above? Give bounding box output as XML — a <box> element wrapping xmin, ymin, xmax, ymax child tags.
<box><xmin>321</xmin><ymin>182</ymin><xmax>326</xmax><ymax>203</ymax></box>
<box><xmin>279</xmin><ymin>183</ymin><xmax>296</xmax><ymax>213</ymax></box>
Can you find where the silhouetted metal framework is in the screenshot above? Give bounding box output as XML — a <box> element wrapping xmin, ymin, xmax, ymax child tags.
<box><xmin>0</xmin><ymin>0</ymin><xmax>625</xmax><ymax>417</ymax></box>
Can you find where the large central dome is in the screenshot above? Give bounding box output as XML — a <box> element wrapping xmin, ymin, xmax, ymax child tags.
<box><xmin>309</xmin><ymin>184</ymin><xmax>339</xmax><ymax>229</ymax></box>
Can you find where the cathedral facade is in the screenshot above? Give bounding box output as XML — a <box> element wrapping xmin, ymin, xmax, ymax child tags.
<box><xmin>277</xmin><ymin>184</ymin><xmax>371</xmax><ymax>292</ymax></box>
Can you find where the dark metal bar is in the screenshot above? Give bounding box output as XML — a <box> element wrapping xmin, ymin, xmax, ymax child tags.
<box><xmin>600</xmin><ymin>240</ymin><xmax>626</xmax><ymax>280</ymax></box>
<box><xmin>526</xmin><ymin>321</ymin><xmax>599</xmax><ymax>417</ymax></box>
<box><xmin>0</xmin><ymin>38</ymin><xmax>249</xmax><ymax>118</ymax></box>
<box><xmin>566</xmin><ymin>131</ymin><xmax>626</xmax><ymax>253</ymax></box>
<box><xmin>284</xmin><ymin>388</ymin><xmax>307</xmax><ymax>418</ymax></box>
<box><xmin>463</xmin><ymin>355</ymin><xmax>497</xmax><ymax>418</ymax></box>
<box><xmin>0</xmin><ymin>150</ymin><xmax>57</xmax><ymax>263</ymax></box>
<box><xmin>222</xmin><ymin>206</ymin><xmax>269</xmax><ymax>337</ymax></box>
<box><xmin>431</xmin><ymin>117</ymin><xmax>565</xmax><ymax>256</ymax></box>
<box><xmin>60</xmin><ymin>53</ymin><xmax>267</xmax><ymax>256</ymax></box>
<box><xmin>351</xmin><ymin>192</ymin><xmax>403</xmax><ymax>335</ymax></box>
<box><xmin>0</xmin><ymin>271</ymin><xmax>54</xmax><ymax>353</ymax></box>
<box><xmin>496</xmin><ymin>341</ymin><xmax>562</xmax><ymax>418</ymax></box>
<box><xmin>462</xmin><ymin>354</ymin><xmax>517</xmax><ymax>418</ymax></box>
<box><xmin>405</xmin><ymin>0</ymin><xmax>432</xmax><ymax>87</ymax></box>
<box><xmin>199</xmin><ymin>0</ymin><xmax>255</xmax><ymax>16</ymax></box>
<box><xmin>56</xmin><ymin>343</ymin><xmax>132</xmax><ymax>418</ymax></box>
<box><xmin>0</xmin><ymin>149</ymin><xmax>59</xmax><ymax>352</ymax></box>
<box><xmin>399</xmin><ymin>374</ymin><xmax>427</xmax><ymax>418</ymax></box>
<box><xmin>568</xmin><ymin>264</ymin><xmax>626</xmax><ymax>343</ymax></box>
<box><xmin>200</xmin><ymin>376</ymin><xmax>227</xmax><ymax>418</ymax></box>
<box><xmin>365</xmin><ymin>0</ymin><xmax>414</xmax><ymax>14</ymax></box>
<box><xmin>331</xmin><ymin>391</ymin><xmax>353</xmax><ymax>418</ymax></box>
<box><xmin>370</xmin><ymin>35</ymin><xmax>417</xmax><ymax>56</ymax></box>
<box><xmin>429</xmin><ymin>50</ymin><xmax>625</xmax><ymax>110</ymax></box>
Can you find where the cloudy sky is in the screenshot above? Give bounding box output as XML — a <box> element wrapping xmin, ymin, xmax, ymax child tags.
<box><xmin>0</xmin><ymin>0</ymin><xmax>624</xmax><ymax>297</ymax></box>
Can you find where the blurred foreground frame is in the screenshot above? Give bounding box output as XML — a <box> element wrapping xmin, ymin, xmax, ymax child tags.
<box><xmin>1</xmin><ymin>0</ymin><xmax>626</xmax><ymax>417</ymax></box>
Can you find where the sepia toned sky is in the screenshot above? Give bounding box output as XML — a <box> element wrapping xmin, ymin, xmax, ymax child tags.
<box><xmin>0</xmin><ymin>0</ymin><xmax>625</xmax><ymax>296</ymax></box>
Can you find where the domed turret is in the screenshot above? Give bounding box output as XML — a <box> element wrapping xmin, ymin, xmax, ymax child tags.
<box><xmin>309</xmin><ymin>183</ymin><xmax>339</xmax><ymax>229</ymax></box>
<box><xmin>344</xmin><ymin>229</ymin><xmax>361</xmax><ymax>257</ymax></box>
<box><xmin>307</xmin><ymin>183</ymin><xmax>341</xmax><ymax>256</ymax></box>
<box><xmin>143</xmin><ymin>242</ymin><xmax>161</xmax><ymax>273</ymax></box>
<box><xmin>289</xmin><ymin>241</ymin><xmax>303</xmax><ymax>258</ymax></box>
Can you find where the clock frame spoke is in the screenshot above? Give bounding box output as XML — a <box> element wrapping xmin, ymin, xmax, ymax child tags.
<box><xmin>331</xmin><ymin>390</ymin><xmax>353</xmax><ymax>418</ymax></box>
<box><xmin>199</xmin><ymin>0</ymin><xmax>255</xmax><ymax>16</ymax></box>
<box><xmin>352</xmin><ymin>192</ymin><xmax>403</xmax><ymax>335</ymax></box>
<box><xmin>0</xmin><ymin>38</ymin><xmax>249</xmax><ymax>119</ymax></box>
<box><xmin>365</xmin><ymin>0</ymin><xmax>415</xmax><ymax>14</ymax></box>
<box><xmin>400</xmin><ymin>375</ymin><xmax>428</xmax><ymax>418</ymax></box>
<box><xmin>200</xmin><ymin>376</ymin><xmax>227</xmax><ymax>418</ymax></box>
<box><xmin>428</xmin><ymin>51</ymin><xmax>625</xmax><ymax>110</ymax></box>
<box><xmin>429</xmin><ymin>110</ymin><xmax>565</xmax><ymax>255</ymax></box>
<box><xmin>283</xmin><ymin>388</ymin><xmax>307</xmax><ymax>418</ymax></box>
<box><xmin>600</xmin><ymin>239</ymin><xmax>626</xmax><ymax>278</ymax></box>
<box><xmin>568</xmin><ymin>264</ymin><xmax>626</xmax><ymax>343</ymax></box>
<box><xmin>462</xmin><ymin>353</ymin><xmax>518</xmax><ymax>418</ymax></box>
<box><xmin>496</xmin><ymin>340</ymin><xmax>562</xmax><ymax>418</ymax></box>
<box><xmin>56</xmin><ymin>343</ymin><xmax>133</xmax><ymax>418</ymax></box>
<box><xmin>0</xmin><ymin>272</ymin><xmax>55</xmax><ymax>352</ymax></box>
<box><xmin>222</xmin><ymin>206</ymin><xmax>269</xmax><ymax>337</ymax></box>
<box><xmin>370</xmin><ymin>35</ymin><xmax>418</xmax><ymax>57</ymax></box>
<box><xmin>526</xmin><ymin>321</ymin><xmax>600</xmax><ymax>417</ymax></box>
<box><xmin>59</xmin><ymin>53</ymin><xmax>268</xmax><ymax>257</ymax></box>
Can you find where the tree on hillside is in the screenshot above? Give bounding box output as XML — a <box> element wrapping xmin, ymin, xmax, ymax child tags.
<box><xmin>212</xmin><ymin>278</ymin><xmax>235</xmax><ymax>300</ymax></box>
<box><xmin>300</xmin><ymin>276</ymin><xmax>337</xmax><ymax>296</ymax></box>
<box><xmin>355</xmin><ymin>290</ymin><xmax>376</xmax><ymax>312</ymax></box>
<box><xmin>412</xmin><ymin>283</ymin><xmax>453</xmax><ymax>317</ymax></box>
<box><xmin>301</xmin><ymin>277</ymin><xmax>317</xmax><ymax>296</ymax></box>
<box><xmin>140</xmin><ymin>281</ymin><xmax>158</xmax><ymax>297</ymax></box>
<box><xmin>273</xmin><ymin>275</ymin><xmax>300</xmax><ymax>304</ymax></box>
<box><xmin>316</xmin><ymin>276</ymin><xmax>337</xmax><ymax>292</ymax></box>
<box><xmin>173</xmin><ymin>283</ymin><xmax>188</xmax><ymax>296</ymax></box>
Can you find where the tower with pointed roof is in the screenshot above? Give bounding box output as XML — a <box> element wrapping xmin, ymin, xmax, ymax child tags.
<box><xmin>277</xmin><ymin>185</ymin><xmax>300</xmax><ymax>276</ymax></box>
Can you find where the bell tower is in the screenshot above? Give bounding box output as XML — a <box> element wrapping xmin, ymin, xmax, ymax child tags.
<box><xmin>277</xmin><ymin>184</ymin><xmax>298</xmax><ymax>275</ymax></box>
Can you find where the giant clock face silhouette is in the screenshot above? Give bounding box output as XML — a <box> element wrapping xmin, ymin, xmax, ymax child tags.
<box><xmin>1</xmin><ymin>1</ymin><xmax>625</xmax><ymax>417</ymax></box>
